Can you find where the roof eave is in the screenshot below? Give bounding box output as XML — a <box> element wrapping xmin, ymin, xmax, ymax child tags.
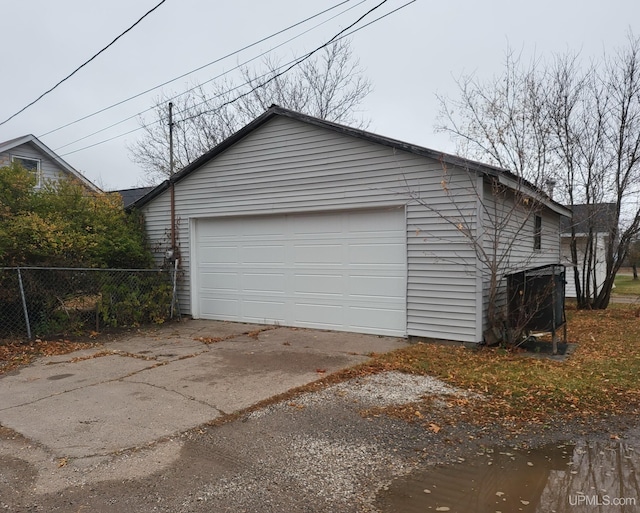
<box><xmin>130</xmin><ymin>105</ymin><xmax>573</xmax><ymax>217</ymax></box>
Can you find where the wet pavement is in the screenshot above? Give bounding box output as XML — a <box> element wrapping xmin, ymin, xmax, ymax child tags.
<box><xmin>376</xmin><ymin>436</ymin><xmax>640</xmax><ymax>512</ymax></box>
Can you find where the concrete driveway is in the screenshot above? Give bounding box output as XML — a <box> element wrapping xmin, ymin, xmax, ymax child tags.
<box><xmin>0</xmin><ymin>320</ymin><xmax>407</xmax><ymax>461</ymax></box>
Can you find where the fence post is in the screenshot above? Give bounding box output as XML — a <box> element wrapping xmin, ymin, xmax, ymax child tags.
<box><xmin>16</xmin><ymin>267</ymin><xmax>32</xmax><ymax>340</ymax></box>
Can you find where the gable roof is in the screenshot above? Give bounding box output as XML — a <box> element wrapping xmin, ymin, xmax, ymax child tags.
<box><xmin>0</xmin><ymin>134</ymin><xmax>101</xmax><ymax>192</ymax></box>
<box><xmin>131</xmin><ymin>105</ymin><xmax>571</xmax><ymax>217</ymax></box>
<box><xmin>560</xmin><ymin>203</ymin><xmax>617</xmax><ymax>235</ymax></box>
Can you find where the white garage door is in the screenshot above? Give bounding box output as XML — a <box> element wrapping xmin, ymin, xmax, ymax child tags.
<box><xmin>192</xmin><ymin>209</ymin><xmax>407</xmax><ymax>336</ymax></box>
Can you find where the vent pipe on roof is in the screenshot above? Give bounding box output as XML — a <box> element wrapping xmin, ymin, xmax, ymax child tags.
<box><xmin>544</xmin><ymin>177</ymin><xmax>557</xmax><ymax>199</ymax></box>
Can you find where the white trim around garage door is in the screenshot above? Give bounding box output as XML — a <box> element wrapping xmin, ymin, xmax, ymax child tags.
<box><xmin>190</xmin><ymin>207</ymin><xmax>408</xmax><ymax>336</ymax></box>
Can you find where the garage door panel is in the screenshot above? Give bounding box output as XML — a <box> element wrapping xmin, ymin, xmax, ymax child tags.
<box><xmin>242</xmin><ymin>299</ymin><xmax>286</xmax><ymax>320</ymax></box>
<box><xmin>294</xmin><ymin>302</ymin><xmax>344</xmax><ymax>327</ymax></box>
<box><xmin>349</xmin><ymin>243</ymin><xmax>405</xmax><ymax>264</ymax></box>
<box><xmin>348</xmin><ymin>210</ymin><xmax>401</xmax><ymax>231</ymax></box>
<box><xmin>349</xmin><ymin>275</ymin><xmax>406</xmax><ymax>297</ymax></box>
<box><xmin>200</xmin><ymin>298</ymin><xmax>240</xmax><ymax>317</ymax></box>
<box><xmin>199</xmin><ymin>271</ymin><xmax>239</xmax><ymax>291</ymax></box>
<box><xmin>294</xmin><ymin>273</ymin><xmax>344</xmax><ymax>295</ymax></box>
<box><xmin>200</xmin><ymin>246</ymin><xmax>238</xmax><ymax>264</ymax></box>
<box><xmin>241</xmin><ymin>245</ymin><xmax>285</xmax><ymax>264</ymax></box>
<box><xmin>242</xmin><ymin>272</ymin><xmax>285</xmax><ymax>294</ymax></box>
<box><xmin>194</xmin><ymin>209</ymin><xmax>407</xmax><ymax>336</ymax></box>
<box><xmin>293</xmin><ymin>214</ymin><xmax>341</xmax><ymax>235</ymax></box>
<box><xmin>294</xmin><ymin>244</ymin><xmax>342</xmax><ymax>264</ymax></box>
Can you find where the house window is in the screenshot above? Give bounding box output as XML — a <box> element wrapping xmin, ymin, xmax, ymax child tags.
<box><xmin>11</xmin><ymin>155</ymin><xmax>41</xmax><ymax>187</ymax></box>
<box><xmin>534</xmin><ymin>215</ymin><xmax>542</xmax><ymax>251</ymax></box>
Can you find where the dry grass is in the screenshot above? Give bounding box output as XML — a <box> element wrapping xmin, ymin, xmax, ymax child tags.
<box><xmin>363</xmin><ymin>303</ymin><xmax>640</xmax><ymax>426</ymax></box>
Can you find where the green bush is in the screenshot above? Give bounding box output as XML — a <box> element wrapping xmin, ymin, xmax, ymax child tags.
<box><xmin>0</xmin><ymin>162</ymin><xmax>152</xmax><ymax>268</ymax></box>
<box><xmin>98</xmin><ymin>272</ymin><xmax>173</xmax><ymax>328</ymax></box>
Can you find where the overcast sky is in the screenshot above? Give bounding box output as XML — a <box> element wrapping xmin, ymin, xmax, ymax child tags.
<box><xmin>1</xmin><ymin>0</ymin><xmax>638</xmax><ymax>191</ymax></box>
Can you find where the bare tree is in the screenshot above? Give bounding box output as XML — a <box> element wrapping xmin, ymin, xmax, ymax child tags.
<box><xmin>596</xmin><ymin>35</ymin><xmax>640</xmax><ymax>307</ymax></box>
<box><xmin>129</xmin><ymin>39</ymin><xmax>371</xmax><ymax>184</ymax></box>
<box><xmin>436</xmin><ymin>48</ymin><xmax>557</xmax><ymax>187</ymax></box>
<box><xmin>436</xmin><ymin>34</ymin><xmax>640</xmax><ymax>310</ymax></box>
<box><xmin>628</xmin><ymin>238</ymin><xmax>640</xmax><ymax>279</ymax></box>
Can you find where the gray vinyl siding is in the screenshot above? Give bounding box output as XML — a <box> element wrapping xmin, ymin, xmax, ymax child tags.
<box><xmin>0</xmin><ymin>142</ymin><xmax>70</xmax><ymax>187</ymax></box>
<box><xmin>142</xmin><ymin>116</ymin><xmax>482</xmax><ymax>342</ymax></box>
<box><xmin>481</xmin><ymin>180</ymin><xmax>562</xmax><ymax>330</ymax></box>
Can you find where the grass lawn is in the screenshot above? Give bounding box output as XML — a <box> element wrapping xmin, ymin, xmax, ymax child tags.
<box><xmin>614</xmin><ymin>273</ymin><xmax>640</xmax><ymax>295</ymax></box>
<box><xmin>357</xmin><ymin>303</ymin><xmax>640</xmax><ymax>427</ymax></box>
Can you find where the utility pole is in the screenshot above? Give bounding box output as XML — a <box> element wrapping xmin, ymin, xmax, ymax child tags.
<box><xmin>169</xmin><ymin>102</ymin><xmax>176</xmax><ymax>253</ymax></box>
<box><xmin>168</xmin><ymin>102</ymin><xmax>179</xmax><ymax>318</ymax></box>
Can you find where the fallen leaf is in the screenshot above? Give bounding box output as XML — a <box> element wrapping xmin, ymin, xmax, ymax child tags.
<box><xmin>194</xmin><ymin>336</ymin><xmax>224</xmax><ymax>344</ymax></box>
<box><xmin>428</xmin><ymin>423</ymin><xmax>441</xmax><ymax>433</ymax></box>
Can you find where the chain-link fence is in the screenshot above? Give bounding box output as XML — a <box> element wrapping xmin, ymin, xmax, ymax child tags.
<box><xmin>0</xmin><ymin>267</ymin><xmax>179</xmax><ymax>340</ymax></box>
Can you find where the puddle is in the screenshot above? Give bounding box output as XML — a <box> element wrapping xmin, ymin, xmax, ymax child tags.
<box><xmin>376</xmin><ymin>440</ymin><xmax>639</xmax><ymax>512</ymax></box>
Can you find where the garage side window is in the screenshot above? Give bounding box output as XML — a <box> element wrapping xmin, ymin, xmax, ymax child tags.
<box><xmin>11</xmin><ymin>155</ymin><xmax>41</xmax><ymax>187</ymax></box>
<box><xmin>533</xmin><ymin>214</ymin><xmax>542</xmax><ymax>251</ymax></box>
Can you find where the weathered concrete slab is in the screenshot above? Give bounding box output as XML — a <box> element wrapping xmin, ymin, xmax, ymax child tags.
<box><xmin>124</xmin><ymin>346</ymin><xmax>360</xmax><ymax>413</ymax></box>
<box><xmin>0</xmin><ymin>355</ymin><xmax>153</xmax><ymax>409</ymax></box>
<box><xmin>0</xmin><ymin>320</ymin><xmax>408</xmax><ymax>460</ymax></box>
<box><xmin>0</xmin><ymin>380</ymin><xmax>221</xmax><ymax>458</ymax></box>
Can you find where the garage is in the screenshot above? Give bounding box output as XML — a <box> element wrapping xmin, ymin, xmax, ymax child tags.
<box><xmin>191</xmin><ymin>209</ymin><xmax>407</xmax><ymax>336</ymax></box>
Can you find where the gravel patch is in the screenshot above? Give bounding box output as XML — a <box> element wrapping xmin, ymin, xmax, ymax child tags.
<box><xmin>247</xmin><ymin>370</ymin><xmax>473</xmax><ymax>420</ymax></box>
<box><xmin>328</xmin><ymin>371</ymin><xmax>472</xmax><ymax>406</ymax></box>
<box><xmin>185</xmin><ymin>434</ymin><xmax>409</xmax><ymax>511</ymax></box>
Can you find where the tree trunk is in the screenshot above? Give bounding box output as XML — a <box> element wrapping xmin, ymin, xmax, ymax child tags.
<box><xmin>633</xmin><ymin>263</ymin><xmax>638</xmax><ymax>280</ymax></box>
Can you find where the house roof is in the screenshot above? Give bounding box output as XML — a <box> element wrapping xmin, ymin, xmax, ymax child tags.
<box><xmin>113</xmin><ymin>186</ymin><xmax>155</xmax><ymax>208</ymax></box>
<box><xmin>0</xmin><ymin>134</ymin><xmax>101</xmax><ymax>192</ymax></box>
<box><xmin>560</xmin><ymin>203</ymin><xmax>617</xmax><ymax>235</ymax></box>
<box><xmin>131</xmin><ymin>105</ymin><xmax>572</xmax><ymax>217</ymax></box>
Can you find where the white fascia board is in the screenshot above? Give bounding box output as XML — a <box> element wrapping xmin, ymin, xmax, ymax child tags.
<box><xmin>496</xmin><ymin>174</ymin><xmax>571</xmax><ymax>217</ymax></box>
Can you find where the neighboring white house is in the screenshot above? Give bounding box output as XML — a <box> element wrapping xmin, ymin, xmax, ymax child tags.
<box><xmin>0</xmin><ymin>134</ymin><xmax>99</xmax><ymax>192</ymax></box>
<box><xmin>133</xmin><ymin>106</ymin><xmax>570</xmax><ymax>343</ymax></box>
<box><xmin>561</xmin><ymin>203</ymin><xmax>616</xmax><ymax>299</ymax></box>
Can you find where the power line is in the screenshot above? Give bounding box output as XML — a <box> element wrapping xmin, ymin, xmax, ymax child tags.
<box><xmin>53</xmin><ymin>0</ymin><xmax>366</xmax><ymax>151</ymax></box>
<box><xmin>40</xmin><ymin>0</ymin><xmax>355</xmax><ymax>139</ymax></box>
<box><xmin>59</xmin><ymin>0</ymin><xmax>416</xmax><ymax>157</ymax></box>
<box><xmin>178</xmin><ymin>0</ymin><xmax>394</xmax><ymax>123</ymax></box>
<box><xmin>0</xmin><ymin>0</ymin><xmax>169</xmax><ymax>127</ymax></box>
<box><xmin>60</xmin><ymin>0</ymin><xmax>413</xmax><ymax>157</ymax></box>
